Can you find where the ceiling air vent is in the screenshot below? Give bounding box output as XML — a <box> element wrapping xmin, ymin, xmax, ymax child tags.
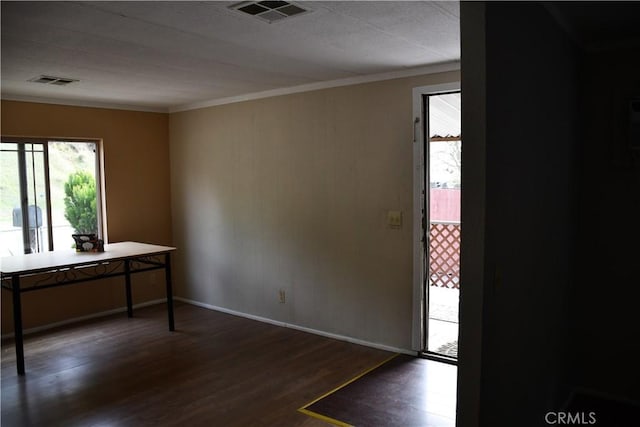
<box><xmin>230</xmin><ymin>1</ymin><xmax>310</xmax><ymax>23</ymax></box>
<box><xmin>29</xmin><ymin>75</ymin><xmax>78</xmax><ymax>86</ymax></box>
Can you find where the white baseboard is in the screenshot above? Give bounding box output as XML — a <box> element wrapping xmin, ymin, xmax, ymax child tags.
<box><xmin>175</xmin><ymin>297</ymin><xmax>415</xmax><ymax>356</ymax></box>
<box><xmin>3</xmin><ymin>296</ymin><xmax>416</xmax><ymax>357</ymax></box>
<box><xmin>1</xmin><ymin>299</ymin><xmax>166</xmax><ymax>339</ymax></box>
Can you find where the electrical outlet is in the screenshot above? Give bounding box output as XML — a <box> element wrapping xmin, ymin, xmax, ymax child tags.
<box><xmin>279</xmin><ymin>289</ymin><xmax>286</xmax><ymax>304</ymax></box>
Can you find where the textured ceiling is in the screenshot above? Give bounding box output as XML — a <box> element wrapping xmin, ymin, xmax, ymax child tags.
<box><xmin>1</xmin><ymin>1</ymin><xmax>460</xmax><ymax>112</ymax></box>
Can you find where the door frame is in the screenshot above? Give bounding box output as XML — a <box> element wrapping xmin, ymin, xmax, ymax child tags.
<box><xmin>411</xmin><ymin>82</ymin><xmax>461</xmax><ymax>351</ymax></box>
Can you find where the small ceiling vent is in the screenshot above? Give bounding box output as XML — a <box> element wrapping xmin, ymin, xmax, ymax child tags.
<box><xmin>29</xmin><ymin>75</ymin><xmax>78</xmax><ymax>86</ymax></box>
<box><xmin>230</xmin><ymin>1</ymin><xmax>310</xmax><ymax>23</ymax></box>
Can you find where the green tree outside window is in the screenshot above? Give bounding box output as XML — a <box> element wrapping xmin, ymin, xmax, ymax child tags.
<box><xmin>64</xmin><ymin>171</ymin><xmax>97</xmax><ymax>234</ymax></box>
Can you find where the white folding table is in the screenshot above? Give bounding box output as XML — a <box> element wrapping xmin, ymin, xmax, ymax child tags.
<box><xmin>0</xmin><ymin>241</ymin><xmax>176</xmax><ymax>375</ymax></box>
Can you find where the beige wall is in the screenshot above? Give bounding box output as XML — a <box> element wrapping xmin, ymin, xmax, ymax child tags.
<box><xmin>1</xmin><ymin>101</ymin><xmax>171</xmax><ymax>333</ymax></box>
<box><xmin>170</xmin><ymin>71</ymin><xmax>459</xmax><ymax>350</ymax></box>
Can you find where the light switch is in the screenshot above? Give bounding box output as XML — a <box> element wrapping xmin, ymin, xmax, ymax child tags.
<box><xmin>387</xmin><ymin>210</ymin><xmax>402</xmax><ymax>228</ymax></box>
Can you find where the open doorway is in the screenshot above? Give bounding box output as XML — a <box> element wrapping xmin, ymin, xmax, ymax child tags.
<box><xmin>412</xmin><ymin>85</ymin><xmax>461</xmax><ymax>361</ymax></box>
<box><xmin>425</xmin><ymin>92</ymin><xmax>461</xmax><ymax>358</ymax></box>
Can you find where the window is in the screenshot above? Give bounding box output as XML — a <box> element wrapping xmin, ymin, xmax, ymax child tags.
<box><xmin>0</xmin><ymin>138</ymin><xmax>104</xmax><ymax>256</ymax></box>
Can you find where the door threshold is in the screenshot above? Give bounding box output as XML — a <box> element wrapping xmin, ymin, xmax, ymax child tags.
<box><xmin>419</xmin><ymin>351</ymin><xmax>458</xmax><ymax>366</ymax></box>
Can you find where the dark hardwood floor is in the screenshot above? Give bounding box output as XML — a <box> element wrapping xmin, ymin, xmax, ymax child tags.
<box><xmin>1</xmin><ymin>303</ymin><xmax>393</xmax><ymax>426</ymax></box>
<box><xmin>303</xmin><ymin>353</ymin><xmax>457</xmax><ymax>427</ymax></box>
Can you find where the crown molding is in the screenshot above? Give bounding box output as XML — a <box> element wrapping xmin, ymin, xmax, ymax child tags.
<box><xmin>1</xmin><ymin>60</ymin><xmax>460</xmax><ymax>115</ymax></box>
<box><xmin>169</xmin><ymin>61</ymin><xmax>461</xmax><ymax>113</ymax></box>
<box><xmin>1</xmin><ymin>94</ymin><xmax>169</xmax><ymax>114</ymax></box>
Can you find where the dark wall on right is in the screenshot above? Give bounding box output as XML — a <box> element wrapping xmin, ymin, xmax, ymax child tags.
<box><xmin>480</xmin><ymin>2</ymin><xmax>580</xmax><ymax>425</ymax></box>
<box><xmin>572</xmin><ymin>45</ymin><xmax>640</xmax><ymax>401</ymax></box>
<box><xmin>459</xmin><ymin>2</ymin><xmax>640</xmax><ymax>426</ymax></box>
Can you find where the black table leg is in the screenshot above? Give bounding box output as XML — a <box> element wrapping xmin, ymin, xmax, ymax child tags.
<box><xmin>165</xmin><ymin>252</ymin><xmax>175</xmax><ymax>331</ymax></box>
<box><xmin>124</xmin><ymin>260</ymin><xmax>133</xmax><ymax>318</ymax></box>
<box><xmin>12</xmin><ymin>275</ymin><xmax>25</xmax><ymax>375</ymax></box>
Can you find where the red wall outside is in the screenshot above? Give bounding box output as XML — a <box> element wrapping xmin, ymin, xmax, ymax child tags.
<box><xmin>430</xmin><ymin>188</ymin><xmax>461</xmax><ymax>222</ymax></box>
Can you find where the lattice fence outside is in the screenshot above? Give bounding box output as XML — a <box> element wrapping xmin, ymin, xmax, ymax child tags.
<box><xmin>429</xmin><ymin>222</ymin><xmax>461</xmax><ymax>288</ymax></box>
